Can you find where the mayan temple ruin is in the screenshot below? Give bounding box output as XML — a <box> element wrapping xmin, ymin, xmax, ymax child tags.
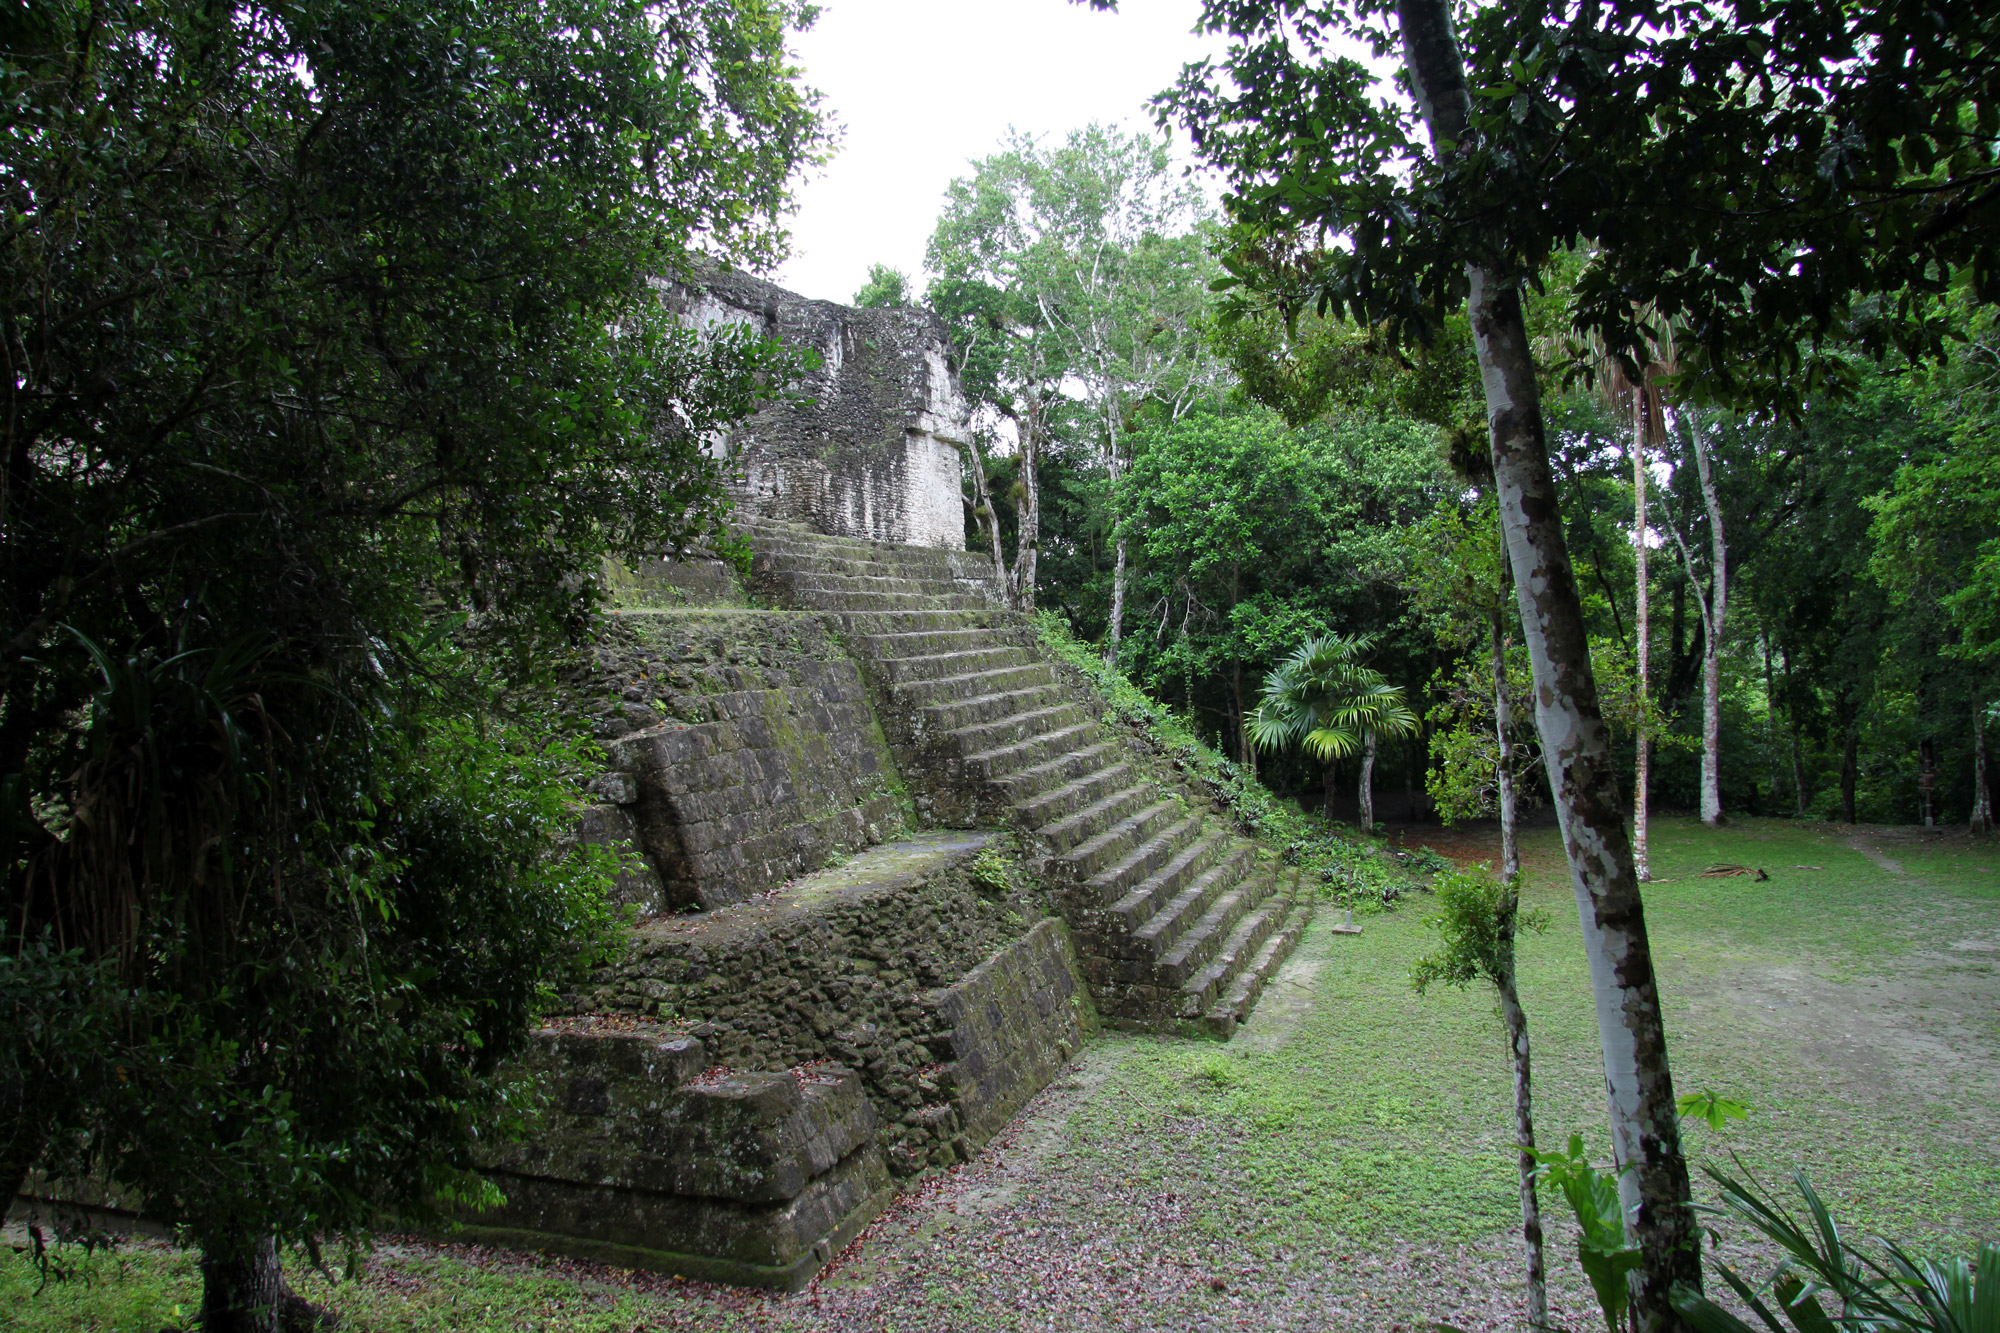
<box><xmin>455</xmin><ymin>268</ymin><xmax>1315</xmax><ymax>1289</ymax></box>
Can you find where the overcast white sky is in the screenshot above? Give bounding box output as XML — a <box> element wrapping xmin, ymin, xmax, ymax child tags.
<box><xmin>768</xmin><ymin>0</ymin><xmax>1228</xmax><ymax>305</ymax></box>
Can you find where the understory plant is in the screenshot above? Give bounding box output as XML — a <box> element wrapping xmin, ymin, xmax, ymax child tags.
<box><xmin>1413</xmin><ymin>867</ymin><xmax>1553</xmax><ymax>1329</ymax></box>
<box><xmin>1672</xmin><ymin>1166</ymin><xmax>2000</xmax><ymax>1333</ymax></box>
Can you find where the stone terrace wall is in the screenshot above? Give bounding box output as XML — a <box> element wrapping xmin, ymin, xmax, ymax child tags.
<box><xmin>654</xmin><ymin>267</ymin><xmax>969</xmax><ymax>550</ymax></box>
<box><xmin>584</xmin><ymin>831</ymin><xmax>1090</xmax><ymax>1178</ymax></box>
<box><xmin>470</xmin><ymin>834</ymin><xmax>1093</xmax><ymax>1288</ymax></box>
<box><xmin>572</xmin><ymin>610</ymin><xmax>908</xmax><ymax>911</ymax></box>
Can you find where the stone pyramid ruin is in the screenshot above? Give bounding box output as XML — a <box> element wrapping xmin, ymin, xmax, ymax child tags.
<box><xmin>459</xmin><ymin>267</ymin><xmax>1313</xmax><ymax>1288</ymax></box>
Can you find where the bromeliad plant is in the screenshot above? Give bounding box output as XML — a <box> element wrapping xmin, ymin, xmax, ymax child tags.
<box><xmin>1672</xmin><ymin>1165</ymin><xmax>2000</xmax><ymax>1333</ymax></box>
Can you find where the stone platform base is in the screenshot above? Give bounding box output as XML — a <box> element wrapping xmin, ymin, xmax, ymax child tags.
<box><xmin>471</xmin><ymin>832</ymin><xmax>1094</xmax><ymax>1285</ymax></box>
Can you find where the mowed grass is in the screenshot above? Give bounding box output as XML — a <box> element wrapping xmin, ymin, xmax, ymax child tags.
<box><xmin>9</xmin><ymin>817</ymin><xmax>1998</xmax><ymax>1331</ymax></box>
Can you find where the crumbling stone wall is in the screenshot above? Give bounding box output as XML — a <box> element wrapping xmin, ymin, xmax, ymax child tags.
<box><xmin>571</xmin><ymin>610</ymin><xmax>908</xmax><ymax>910</ymax></box>
<box><xmin>654</xmin><ymin>267</ymin><xmax>969</xmax><ymax>550</ymax></box>
<box><xmin>582</xmin><ymin>831</ymin><xmax>1089</xmax><ymax>1177</ymax></box>
<box><xmin>472</xmin><ymin>833</ymin><xmax>1094</xmax><ymax>1289</ymax></box>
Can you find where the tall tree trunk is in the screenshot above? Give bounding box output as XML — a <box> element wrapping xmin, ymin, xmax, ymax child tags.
<box><xmin>1397</xmin><ymin>5</ymin><xmax>1699</xmax><ymax>1323</ymax></box>
<box><xmin>1631</xmin><ymin>391</ymin><xmax>1653</xmax><ymax>881</ymax></box>
<box><xmin>201</xmin><ymin>1236</ymin><xmax>287</xmax><ymax>1333</ymax></box>
<box><xmin>1972</xmin><ymin>703</ymin><xmax>1992</xmax><ymax>834</ymax></box>
<box><xmin>1494</xmin><ymin>607</ymin><xmax>1521</xmax><ymax>883</ymax></box>
<box><xmin>961</xmin><ymin>439</ymin><xmax>1011</xmax><ymax>594</ymax></box>
<box><xmin>1013</xmin><ymin>406</ymin><xmax>1042</xmax><ymax>611</ymax></box>
<box><xmin>1104</xmin><ymin>534</ymin><xmax>1129</xmax><ymax>671</ymax></box>
<box><xmin>1324</xmin><ymin>761</ymin><xmax>1338</xmax><ymax>820</ymax></box>
<box><xmin>1360</xmin><ymin>730</ymin><xmax>1377</xmax><ymax>831</ymax></box>
<box><xmin>1841</xmin><ymin>722</ymin><xmax>1859</xmax><ymax>823</ymax></box>
<box><xmin>1497</xmin><ymin>933</ymin><xmax>1549</xmax><ymax>1332</ymax></box>
<box><xmin>1791</xmin><ymin>718</ymin><xmax>1809</xmax><ymax>818</ymax></box>
<box><xmin>1688</xmin><ymin>417</ymin><xmax>1727</xmax><ymax>827</ymax></box>
<box><xmin>1762</xmin><ymin>636</ymin><xmax>1783</xmax><ymax>815</ymax></box>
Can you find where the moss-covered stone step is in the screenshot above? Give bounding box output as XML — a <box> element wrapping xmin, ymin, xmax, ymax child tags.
<box><xmin>1034</xmin><ymin>782</ymin><xmax>1162</xmax><ymax>856</ymax></box>
<box><xmin>1174</xmin><ymin>883</ymin><xmax>1294</xmax><ymax>1019</ymax></box>
<box><xmin>1125</xmin><ymin>841</ymin><xmax>1260</xmax><ymax>956</ymax></box>
<box><xmin>1056</xmin><ymin>796</ymin><xmax>1186</xmax><ymax>881</ymax></box>
<box><xmin>874</xmin><ymin>645</ymin><xmax>1038</xmax><ymax>684</ymax></box>
<box><xmin>1012</xmin><ymin>760</ymin><xmax>1137</xmax><ymax>830</ymax></box>
<box><xmin>1199</xmin><ymin>896</ymin><xmax>1315</xmax><ymax>1040</ymax></box>
<box><xmin>890</xmin><ymin>662</ymin><xmax>1053</xmax><ymax>707</ymax></box>
<box><xmin>985</xmin><ymin>740</ymin><xmax>1124</xmax><ymax>808</ymax></box>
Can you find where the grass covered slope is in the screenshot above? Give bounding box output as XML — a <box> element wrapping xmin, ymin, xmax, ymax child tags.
<box><xmin>10</xmin><ymin>816</ymin><xmax>1996</xmax><ymax>1331</ymax></box>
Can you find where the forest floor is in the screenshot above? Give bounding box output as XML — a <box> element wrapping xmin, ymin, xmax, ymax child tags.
<box><xmin>10</xmin><ymin>816</ymin><xmax>1998</xmax><ymax>1333</ymax></box>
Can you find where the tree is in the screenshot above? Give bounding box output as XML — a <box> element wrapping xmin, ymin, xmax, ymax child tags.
<box><xmin>1119</xmin><ymin>403</ymin><xmax>1444</xmax><ymax>779</ymax></box>
<box><xmin>1248</xmin><ymin>633</ymin><xmax>1419</xmax><ymax>831</ymax></box>
<box><xmin>1405</xmin><ymin>499</ymin><xmax>1537</xmax><ymax>881</ymax></box>
<box><xmin>0</xmin><ymin>0</ymin><xmax>825</xmax><ymax>1328</ymax></box>
<box><xmin>854</xmin><ymin>263</ymin><xmax>913</xmax><ymax>309</ymax></box>
<box><xmin>1153</xmin><ymin>0</ymin><xmax>1703</xmax><ymax>1322</ymax></box>
<box><xmin>1413</xmin><ymin>868</ymin><xmax>1553</xmax><ymax>1331</ymax></box>
<box><xmin>1660</xmin><ymin>413</ymin><xmax>1731</xmax><ymax>827</ymax></box>
<box><xmin>926</xmin><ymin>125</ymin><xmax>1218</xmax><ymax>614</ymax></box>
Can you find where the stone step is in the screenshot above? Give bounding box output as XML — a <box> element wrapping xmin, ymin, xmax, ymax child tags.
<box><xmin>1079</xmin><ymin>813</ymin><xmax>1208</xmax><ymax>905</ymax></box>
<box><xmin>826</xmin><ymin>609</ymin><xmax>1020</xmax><ymax>635</ymax></box>
<box><xmin>755</xmin><ymin>550</ymin><xmax>984</xmax><ymax>582</ymax></box>
<box><xmin>747</xmin><ymin>538</ymin><xmax>980</xmax><ymax>578</ymax></box>
<box><xmin>919</xmin><ymin>684</ymin><xmax>1072</xmax><ymax>733</ymax></box>
<box><xmin>1174</xmin><ymin>884</ymin><xmax>1290</xmax><ymax>1018</ymax></box>
<box><xmin>986</xmin><ymin>741</ymin><xmax>1125</xmax><ymax>807</ymax></box>
<box><xmin>1199</xmin><ymin>898</ymin><xmax>1314</xmax><ymax>1040</ymax></box>
<box><xmin>892</xmin><ymin>663</ymin><xmax>1054</xmax><ymax>708</ymax></box>
<box><xmin>1014</xmin><ymin>762</ymin><xmax>1137</xmax><ymax>831</ymax></box>
<box><xmin>1058</xmin><ymin>797</ymin><xmax>1186</xmax><ymax>882</ymax></box>
<box><xmin>1036</xmin><ymin>783</ymin><xmax>1161</xmax><ymax>855</ymax></box>
<box><xmin>948</xmin><ymin>704</ymin><xmax>1094</xmax><ymax>762</ymax></box>
<box><xmin>1138</xmin><ymin>852</ymin><xmax>1264</xmax><ymax>968</ymax></box>
<box><xmin>772</xmin><ymin>569</ymin><xmax>973</xmax><ymax>593</ymax></box>
<box><xmin>783</xmin><ymin>584</ymin><xmax>994</xmax><ymax>613</ymax></box>
<box><xmin>850</xmin><ymin>628</ymin><xmax>1027</xmax><ymax>661</ymax></box>
<box><xmin>1110</xmin><ymin>836</ymin><xmax>1246</xmax><ymax>942</ymax></box>
<box><xmin>960</xmin><ymin>721</ymin><xmax>1104</xmax><ymax>783</ymax></box>
<box><xmin>875</xmin><ymin>646</ymin><xmax>1037</xmax><ymax>684</ymax></box>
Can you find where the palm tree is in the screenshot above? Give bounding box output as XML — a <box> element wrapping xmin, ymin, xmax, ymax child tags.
<box><xmin>1248</xmin><ymin>633</ymin><xmax>1419</xmax><ymax>831</ymax></box>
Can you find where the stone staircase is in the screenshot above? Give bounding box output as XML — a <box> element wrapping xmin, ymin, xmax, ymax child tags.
<box><xmin>743</xmin><ymin>519</ymin><xmax>1312</xmax><ymax>1038</ymax></box>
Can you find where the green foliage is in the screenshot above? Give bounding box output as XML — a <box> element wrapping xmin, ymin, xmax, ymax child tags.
<box><xmin>1676</xmin><ymin>1091</ymin><xmax>1753</xmax><ymax>1133</ymax></box>
<box><xmin>1249</xmin><ymin>634</ymin><xmax>1419</xmax><ymax>761</ymax></box>
<box><xmin>1672</xmin><ymin>1166</ymin><xmax>2000</xmax><ymax>1333</ymax></box>
<box><xmin>1410</xmin><ymin>867</ymin><xmax>1548</xmax><ymax>995</ymax></box>
<box><xmin>1532</xmin><ymin>1135</ymin><xmax>1645</xmax><ymax>1333</ymax></box>
<box><xmin>0</xmin><ymin>0</ymin><xmax>825</xmax><ymax>1284</ymax></box>
<box><xmin>854</xmin><ymin>264</ymin><xmax>913</xmax><ymax>309</ymax></box>
<box><xmin>1158</xmin><ymin>0</ymin><xmax>2000</xmax><ymax>413</ymax></box>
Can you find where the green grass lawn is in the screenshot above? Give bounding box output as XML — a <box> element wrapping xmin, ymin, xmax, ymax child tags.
<box><xmin>10</xmin><ymin>817</ymin><xmax>1997</xmax><ymax>1331</ymax></box>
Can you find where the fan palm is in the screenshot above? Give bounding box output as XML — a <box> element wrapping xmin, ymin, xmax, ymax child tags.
<box><xmin>1249</xmin><ymin>633</ymin><xmax>1419</xmax><ymax>830</ymax></box>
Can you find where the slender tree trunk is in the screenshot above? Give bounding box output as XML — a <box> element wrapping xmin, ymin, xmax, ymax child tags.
<box><xmin>1497</xmin><ymin>948</ymin><xmax>1549</xmax><ymax>1331</ymax></box>
<box><xmin>1104</xmin><ymin>534</ymin><xmax>1129</xmax><ymax>671</ymax></box>
<box><xmin>1972</xmin><ymin>703</ymin><xmax>1992</xmax><ymax>834</ymax></box>
<box><xmin>1632</xmin><ymin>393</ymin><xmax>1652</xmax><ymax>881</ymax></box>
<box><xmin>1324</xmin><ymin>762</ymin><xmax>1338</xmax><ymax>820</ymax></box>
<box><xmin>1013</xmin><ymin>406</ymin><xmax>1041</xmax><ymax>611</ymax></box>
<box><xmin>1494</xmin><ymin>607</ymin><xmax>1521</xmax><ymax>883</ymax></box>
<box><xmin>1791</xmin><ymin>719</ymin><xmax>1809</xmax><ymax>818</ymax></box>
<box><xmin>1919</xmin><ymin>738</ymin><xmax>1937</xmax><ymax>827</ymax></box>
<box><xmin>1360</xmin><ymin>731</ymin><xmax>1377</xmax><ymax>831</ymax></box>
<box><xmin>1841</xmin><ymin>723</ymin><xmax>1859</xmax><ymax>823</ymax></box>
<box><xmin>1688</xmin><ymin>417</ymin><xmax>1727</xmax><ymax>827</ymax></box>
<box><xmin>1762</xmin><ymin>636</ymin><xmax>1783</xmax><ymax>814</ymax></box>
<box><xmin>1396</xmin><ymin>6</ymin><xmax>1698</xmax><ymax>1323</ymax></box>
<box><xmin>961</xmin><ymin>439</ymin><xmax>1011</xmax><ymax>594</ymax></box>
